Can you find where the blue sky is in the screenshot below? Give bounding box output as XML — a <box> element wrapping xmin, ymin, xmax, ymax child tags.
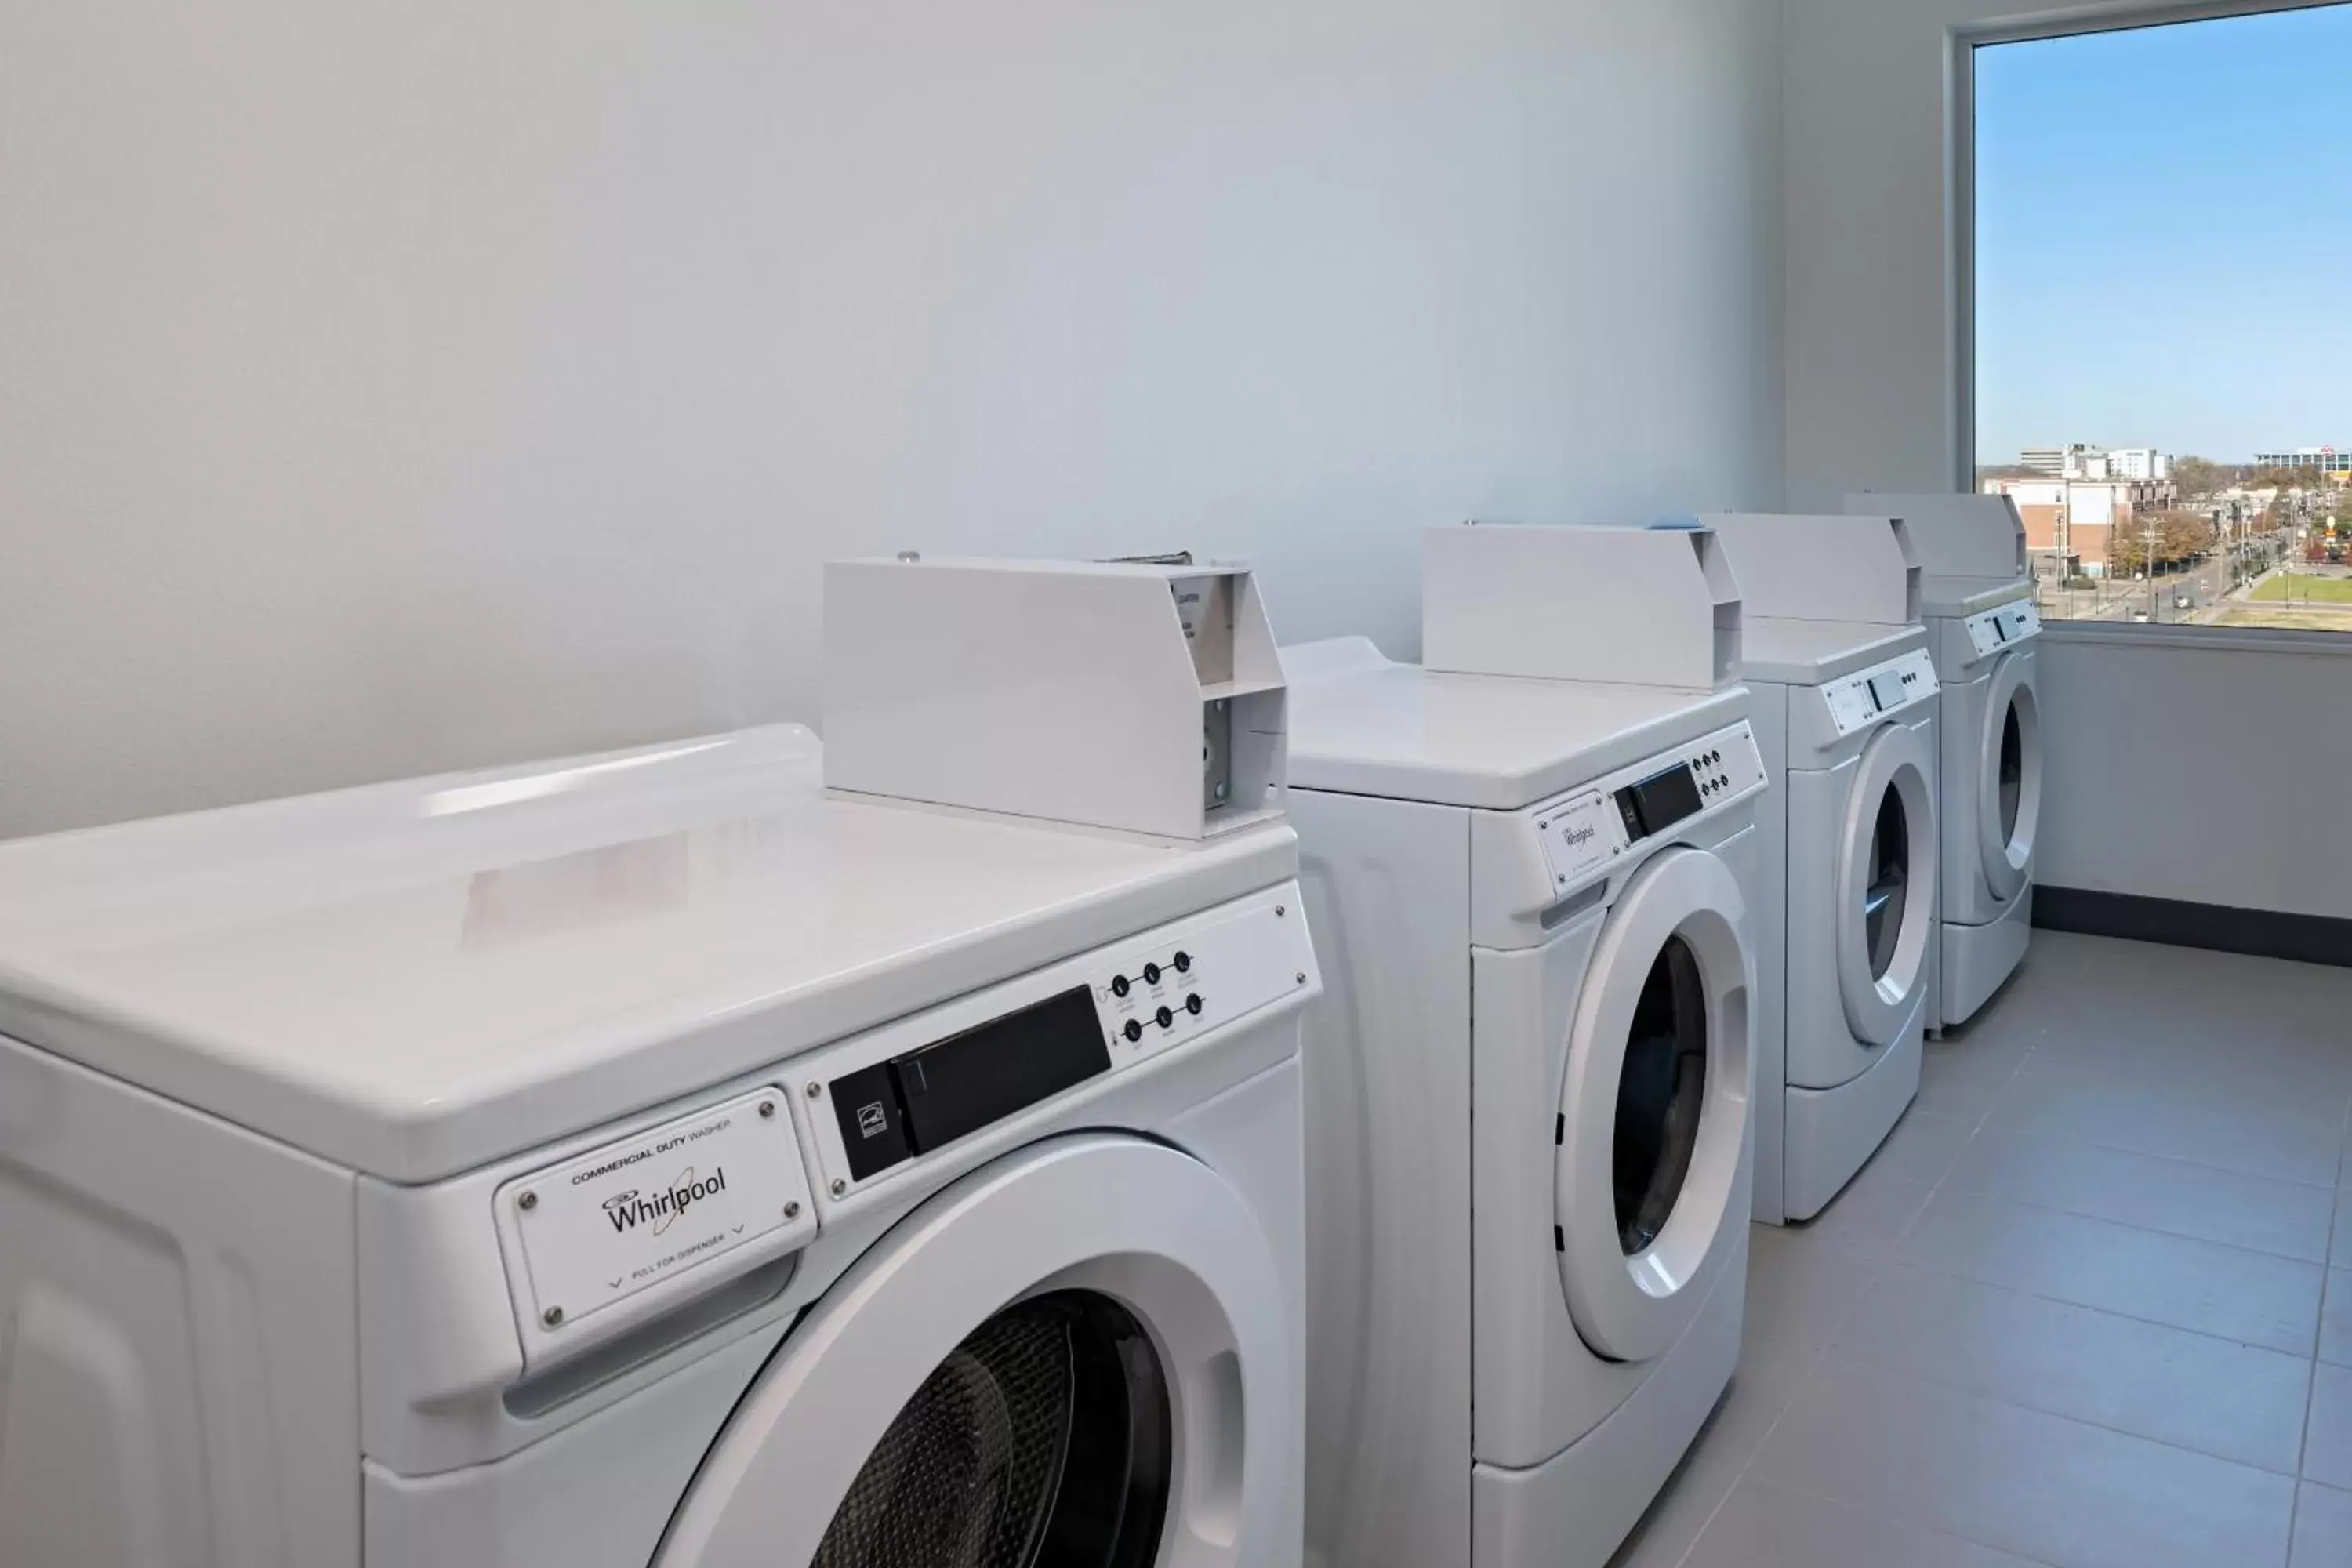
<box><xmin>1976</xmin><ymin>4</ymin><xmax>2352</xmax><ymax>465</ymax></box>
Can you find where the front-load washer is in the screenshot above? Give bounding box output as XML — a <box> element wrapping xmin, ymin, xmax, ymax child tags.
<box><xmin>0</xmin><ymin>724</ymin><xmax>1321</xmax><ymax>1568</ymax></box>
<box><xmin>1846</xmin><ymin>493</ymin><xmax>2043</xmax><ymax>1025</ymax></box>
<box><xmin>1283</xmin><ymin>630</ymin><xmax>1762</xmax><ymax>1568</ymax></box>
<box><xmin>1729</xmin><ymin>618</ymin><xmax>1939</xmax><ymax>1222</ymax></box>
<box><xmin>1697</xmin><ymin>513</ymin><xmax>1940</xmax><ymax>1223</ymax></box>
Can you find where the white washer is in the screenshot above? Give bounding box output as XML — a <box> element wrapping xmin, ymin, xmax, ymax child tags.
<box><xmin>1735</xmin><ymin>619</ymin><xmax>1940</xmax><ymax>1222</ymax></box>
<box><xmin>1846</xmin><ymin>494</ymin><xmax>2044</xmax><ymax>1025</ymax></box>
<box><xmin>0</xmin><ymin>725</ymin><xmax>1320</xmax><ymax>1568</ymax></box>
<box><xmin>1282</xmin><ymin>637</ymin><xmax>1762</xmax><ymax>1568</ymax></box>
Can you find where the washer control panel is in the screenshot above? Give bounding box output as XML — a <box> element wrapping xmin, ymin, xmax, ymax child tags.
<box><xmin>1534</xmin><ymin>720</ymin><xmax>1766</xmax><ymax>894</ymax></box>
<box><xmin>796</xmin><ymin>889</ymin><xmax>1313</xmax><ymax>1203</ymax></box>
<box><xmin>1824</xmin><ymin>648</ymin><xmax>1938</xmax><ymax>736</ymax></box>
<box><xmin>1965</xmin><ymin>599</ymin><xmax>2040</xmax><ymax>656</ymax></box>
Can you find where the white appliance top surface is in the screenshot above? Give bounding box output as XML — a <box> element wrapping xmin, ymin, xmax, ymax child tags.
<box><xmin>0</xmin><ymin>727</ymin><xmax>1297</xmax><ymax>1183</ymax></box>
<box><xmin>1281</xmin><ymin>637</ymin><xmax>1747</xmax><ymax>811</ymax></box>
<box><xmin>1740</xmin><ymin>617</ymin><xmax>1929</xmax><ymax>687</ymax></box>
<box><xmin>1922</xmin><ymin>573</ymin><xmax>2031</xmax><ymax>618</ymax></box>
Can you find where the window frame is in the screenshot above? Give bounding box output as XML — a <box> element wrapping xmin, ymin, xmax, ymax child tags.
<box><xmin>1951</xmin><ymin>0</ymin><xmax>2352</xmax><ymax>654</ymax></box>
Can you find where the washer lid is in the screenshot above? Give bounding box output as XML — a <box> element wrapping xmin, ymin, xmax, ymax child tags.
<box><xmin>1740</xmin><ymin>617</ymin><xmax>1928</xmax><ymax>688</ymax></box>
<box><xmin>0</xmin><ymin>728</ymin><xmax>1298</xmax><ymax>1182</ymax></box>
<box><xmin>1919</xmin><ymin>573</ymin><xmax>2031</xmax><ymax>622</ymax></box>
<box><xmin>1281</xmin><ymin>638</ymin><xmax>1748</xmax><ymax>811</ymax></box>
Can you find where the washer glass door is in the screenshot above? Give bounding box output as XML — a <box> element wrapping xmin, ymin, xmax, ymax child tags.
<box><xmin>815</xmin><ymin>1291</ymin><xmax>1168</xmax><ymax>1567</ymax></box>
<box><xmin>1614</xmin><ymin>935</ymin><xmax>1711</xmax><ymax>1257</ymax></box>
<box><xmin>1978</xmin><ymin>652</ymin><xmax>2041</xmax><ymax>903</ymax></box>
<box><xmin>1837</xmin><ymin>721</ymin><xmax>1939</xmax><ymax>1046</ymax></box>
<box><xmin>1555</xmin><ymin>848</ymin><xmax>1751</xmax><ymax>1365</ymax></box>
<box><xmin>655</xmin><ymin>1136</ymin><xmax>1289</xmax><ymax>1568</ymax></box>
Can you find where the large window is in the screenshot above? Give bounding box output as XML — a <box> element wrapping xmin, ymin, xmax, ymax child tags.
<box><xmin>1974</xmin><ymin>5</ymin><xmax>2352</xmax><ymax>630</ymax></box>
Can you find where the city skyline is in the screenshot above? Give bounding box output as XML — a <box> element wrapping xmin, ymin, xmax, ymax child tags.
<box><xmin>1974</xmin><ymin>4</ymin><xmax>2352</xmax><ymax>466</ymax></box>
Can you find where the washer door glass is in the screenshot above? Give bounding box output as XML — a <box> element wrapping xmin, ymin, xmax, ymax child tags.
<box><xmin>817</xmin><ymin>1291</ymin><xmax>1169</xmax><ymax>1568</ymax></box>
<box><xmin>1976</xmin><ymin>653</ymin><xmax>2041</xmax><ymax>903</ymax></box>
<box><xmin>1555</xmin><ymin>847</ymin><xmax>1751</xmax><ymax>1366</ymax></box>
<box><xmin>1836</xmin><ymin>721</ymin><xmax>1937</xmax><ymax>1046</ymax></box>
<box><xmin>655</xmin><ymin>1136</ymin><xmax>1288</xmax><ymax>1568</ymax></box>
<box><xmin>1613</xmin><ymin>936</ymin><xmax>1709</xmax><ymax>1256</ymax></box>
<box><xmin>1864</xmin><ymin>785</ymin><xmax>1910</xmax><ymax>983</ymax></box>
<box><xmin>1998</xmin><ymin>700</ymin><xmax>2024</xmax><ymax>844</ymax></box>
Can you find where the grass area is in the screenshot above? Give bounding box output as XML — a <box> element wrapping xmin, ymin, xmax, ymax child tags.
<box><xmin>2209</xmin><ymin>606</ymin><xmax>2352</xmax><ymax>631</ymax></box>
<box><xmin>2247</xmin><ymin>574</ymin><xmax>2352</xmax><ymax>604</ymax></box>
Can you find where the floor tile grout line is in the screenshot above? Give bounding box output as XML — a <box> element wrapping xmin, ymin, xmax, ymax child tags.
<box><xmin>1722</xmin><ymin>1471</ymin><xmax>2074</xmax><ymax>1568</ymax></box>
<box><xmin>1665</xmin><ymin>1347</ymin><xmax>1829</xmax><ymax>1568</ymax></box>
<box><xmin>1958</xmin><ymin>1115</ymin><xmax>2352</xmax><ymax>1201</ymax></box>
<box><xmin>2293</xmin><ymin>1099</ymin><xmax>2352</xmax><ymax>1544</ymax></box>
<box><xmin>1813</xmin><ymin>1336</ymin><xmax>2311</xmax><ymax>1479</ymax></box>
<box><xmin>1951</xmin><ymin>1106</ymin><xmax>2343</xmax><ymax>1193</ymax></box>
<box><xmin>2004</xmin><ymin>1065</ymin><xmax>2352</xmax><ymax>1132</ymax></box>
<box><xmin>1928</xmin><ymin>1174</ymin><xmax>2336</xmax><ymax>1268</ymax></box>
<box><xmin>1792</xmin><ymin>1238</ymin><xmax>2322</xmax><ymax>1363</ymax></box>
<box><xmin>1799</xmin><ymin>1351</ymin><xmax>2304</xmax><ymax>1560</ymax></box>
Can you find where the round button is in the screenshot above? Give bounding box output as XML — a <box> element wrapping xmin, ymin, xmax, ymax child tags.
<box><xmin>1173</xmin><ymin>951</ymin><xmax>1192</xmax><ymax>973</ymax></box>
<box><xmin>1123</xmin><ymin>1019</ymin><xmax>1144</xmax><ymax>1043</ymax></box>
<box><xmin>1155</xmin><ymin>1005</ymin><xmax>1174</xmax><ymax>1029</ymax></box>
<box><xmin>1142</xmin><ymin>962</ymin><xmax>1163</xmax><ymax>986</ymax></box>
<box><xmin>1110</xmin><ymin>975</ymin><xmax>1131</xmax><ymax>998</ymax></box>
<box><xmin>1185</xmin><ymin>993</ymin><xmax>1203</xmax><ymax>1016</ymax></box>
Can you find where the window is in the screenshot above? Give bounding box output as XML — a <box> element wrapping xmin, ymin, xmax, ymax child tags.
<box><xmin>1972</xmin><ymin>5</ymin><xmax>2352</xmax><ymax>630</ymax></box>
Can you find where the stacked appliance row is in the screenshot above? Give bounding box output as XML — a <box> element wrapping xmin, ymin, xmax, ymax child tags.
<box><xmin>0</xmin><ymin>500</ymin><xmax>2042</xmax><ymax>1568</ymax></box>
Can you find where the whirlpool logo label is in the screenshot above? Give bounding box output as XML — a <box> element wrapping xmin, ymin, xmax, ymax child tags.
<box><xmin>1561</xmin><ymin>821</ymin><xmax>1597</xmax><ymax>848</ymax></box>
<box><xmin>600</xmin><ymin>1166</ymin><xmax>728</xmax><ymax>1237</ymax></box>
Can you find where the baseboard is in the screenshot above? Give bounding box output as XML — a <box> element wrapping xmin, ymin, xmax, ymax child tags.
<box><xmin>2033</xmin><ymin>885</ymin><xmax>2352</xmax><ymax>968</ymax></box>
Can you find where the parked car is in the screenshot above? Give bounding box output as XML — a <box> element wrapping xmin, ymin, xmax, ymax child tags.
<box><xmin>2174</xmin><ymin>592</ymin><xmax>2194</xmax><ymax>610</ymax></box>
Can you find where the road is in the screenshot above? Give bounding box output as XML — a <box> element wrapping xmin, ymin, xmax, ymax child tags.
<box><xmin>2036</xmin><ymin>537</ymin><xmax>2287</xmax><ymax>626</ymax></box>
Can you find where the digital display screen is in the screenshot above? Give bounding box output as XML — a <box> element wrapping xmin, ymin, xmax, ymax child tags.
<box><xmin>831</xmin><ymin>985</ymin><xmax>1109</xmax><ymax>1181</ymax></box>
<box><xmin>1867</xmin><ymin>672</ymin><xmax>1907</xmax><ymax>710</ymax></box>
<box><xmin>1614</xmin><ymin>763</ymin><xmax>1704</xmax><ymax>840</ymax></box>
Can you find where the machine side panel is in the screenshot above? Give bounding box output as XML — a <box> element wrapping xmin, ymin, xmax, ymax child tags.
<box><xmin>0</xmin><ymin>1033</ymin><xmax>359</xmax><ymax>1568</ymax></box>
<box><xmin>1292</xmin><ymin>788</ymin><xmax>1472</xmax><ymax>1568</ymax></box>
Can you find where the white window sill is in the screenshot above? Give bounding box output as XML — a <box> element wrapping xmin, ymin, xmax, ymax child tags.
<box><xmin>2040</xmin><ymin>619</ymin><xmax>2352</xmax><ymax>658</ymax></box>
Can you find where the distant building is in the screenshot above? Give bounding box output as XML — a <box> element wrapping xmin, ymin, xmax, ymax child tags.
<box><xmin>1982</xmin><ymin>474</ymin><xmax>2174</xmax><ymax>575</ymax></box>
<box><xmin>2015</xmin><ymin>443</ymin><xmax>2168</xmax><ymax>482</ymax></box>
<box><xmin>2254</xmin><ymin>448</ymin><xmax>2352</xmax><ymax>476</ymax></box>
<box><xmin>2106</xmin><ymin>448</ymin><xmax>2169</xmax><ymax>481</ymax></box>
<box><xmin>2019</xmin><ymin>446</ymin><xmax>2073</xmax><ymax>477</ymax></box>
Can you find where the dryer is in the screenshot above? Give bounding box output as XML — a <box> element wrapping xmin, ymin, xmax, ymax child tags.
<box><xmin>1287</xmin><ymin>523</ymin><xmax>1762</xmax><ymax>1568</ymax></box>
<box><xmin>1846</xmin><ymin>494</ymin><xmax>2044</xmax><ymax>1025</ymax></box>
<box><xmin>1700</xmin><ymin>513</ymin><xmax>1940</xmax><ymax>1223</ymax></box>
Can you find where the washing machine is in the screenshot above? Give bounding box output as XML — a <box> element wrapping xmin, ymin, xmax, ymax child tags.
<box><xmin>0</xmin><ymin>731</ymin><xmax>1319</xmax><ymax>1559</ymax></box>
<box><xmin>1846</xmin><ymin>493</ymin><xmax>2043</xmax><ymax>1025</ymax></box>
<box><xmin>1697</xmin><ymin>512</ymin><xmax>1939</xmax><ymax>1223</ymax></box>
<box><xmin>1729</xmin><ymin>618</ymin><xmax>1939</xmax><ymax>1222</ymax></box>
<box><xmin>1284</xmin><ymin>616</ymin><xmax>1761</xmax><ymax>1566</ymax></box>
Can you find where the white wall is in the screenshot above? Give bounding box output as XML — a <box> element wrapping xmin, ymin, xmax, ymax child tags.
<box><xmin>1780</xmin><ymin>0</ymin><xmax>1979</xmax><ymax>510</ymax></box>
<box><xmin>0</xmin><ymin>0</ymin><xmax>1782</xmax><ymax>837</ymax></box>
<box><xmin>1782</xmin><ymin>0</ymin><xmax>2352</xmax><ymax>920</ymax></box>
<box><xmin>2038</xmin><ymin>633</ymin><xmax>2352</xmax><ymax>920</ymax></box>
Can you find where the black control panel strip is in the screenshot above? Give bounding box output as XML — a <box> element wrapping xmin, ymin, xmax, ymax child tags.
<box><xmin>1613</xmin><ymin>761</ymin><xmax>1704</xmax><ymax>841</ymax></box>
<box><xmin>829</xmin><ymin>985</ymin><xmax>1111</xmax><ymax>1182</ymax></box>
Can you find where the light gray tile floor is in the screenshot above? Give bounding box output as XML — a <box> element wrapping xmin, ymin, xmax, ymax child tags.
<box><xmin>1612</xmin><ymin>931</ymin><xmax>2352</xmax><ymax>1568</ymax></box>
